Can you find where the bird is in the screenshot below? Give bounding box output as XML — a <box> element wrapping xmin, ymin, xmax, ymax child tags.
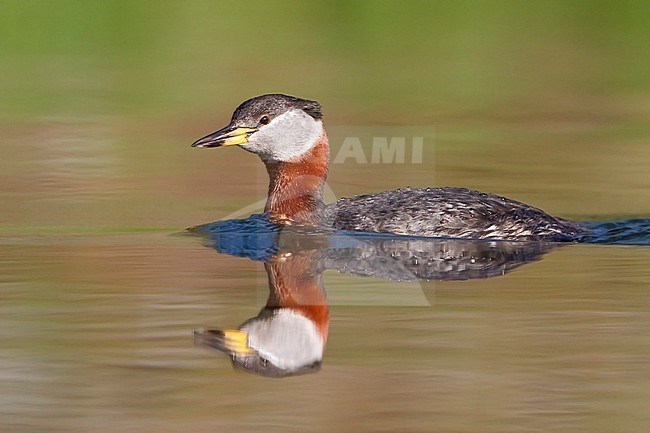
<box><xmin>192</xmin><ymin>94</ymin><xmax>585</xmax><ymax>241</ymax></box>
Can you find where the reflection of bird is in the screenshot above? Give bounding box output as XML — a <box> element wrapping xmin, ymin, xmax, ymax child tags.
<box><xmin>321</xmin><ymin>237</ymin><xmax>553</xmax><ymax>281</ymax></box>
<box><xmin>192</xmin><ymin>94</ymin><xmax>584</xmax><ymax>241</ymax></box>
<box><xmin>191</xmin><ymin>223</ymin><xmax>558</xmax><ymax>377</ymax></box>
<box><xmin>192</xmin><ymin>219</ymin><xmax>555</xmax><ymax>281</ymax></box>
<box><xmin>194</xmin><ymin>252</ymin><xmax>328</xmax><ymax>378</ymax></box>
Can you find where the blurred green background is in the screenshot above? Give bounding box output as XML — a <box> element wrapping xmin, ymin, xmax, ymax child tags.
<box><xmin>3</xmin><ymin>0</ymin><xmax>650</xmax><ymax>118</ymax></box>
<box><xmin>1</xmin><ymin>0</ymin><xmax>649</xmax><ymax>232</ymax></box>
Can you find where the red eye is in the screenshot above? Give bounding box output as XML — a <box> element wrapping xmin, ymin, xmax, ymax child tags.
<box><xmin>260</xmin><ymin>115</ymin><xmax>270</xmax><ymax>125</ymax></box>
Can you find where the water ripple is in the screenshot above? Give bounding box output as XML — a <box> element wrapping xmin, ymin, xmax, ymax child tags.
<box><xmin>579</xmin><ymin>219</ymin><xmax>650</xmax><ymax>245</ymax></box>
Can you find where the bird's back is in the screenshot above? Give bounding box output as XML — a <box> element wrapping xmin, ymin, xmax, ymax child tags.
<box><xmin>325</xmin><ymin>187</ymin><xmax>583</xmax><ymax>241</ymax></box>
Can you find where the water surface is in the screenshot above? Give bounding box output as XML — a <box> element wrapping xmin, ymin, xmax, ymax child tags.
<box><xmin>3</xmin><ymin>227</ymin><xmax>650</xmax><ymax>432</ymax></box>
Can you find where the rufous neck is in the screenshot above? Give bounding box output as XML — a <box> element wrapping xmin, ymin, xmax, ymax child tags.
<box><xmin>264</xmin><ymin>132</ymin><xmax>329</xmax><ymax>222</ymax></box>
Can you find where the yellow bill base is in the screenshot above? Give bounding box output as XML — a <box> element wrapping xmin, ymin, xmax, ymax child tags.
<box><xmin>217</xmin><ymin>127</ymin><xmax>257</xmax><ymax>146</ymax></box>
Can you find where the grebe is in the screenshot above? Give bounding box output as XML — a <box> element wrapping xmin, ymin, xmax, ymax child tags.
<box><xmin>192</xmin><ymin>94</ymin><xmax>584</xmax><ymax>241</ymax></box>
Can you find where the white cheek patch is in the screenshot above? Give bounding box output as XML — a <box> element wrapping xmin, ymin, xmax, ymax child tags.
<box><xmin>245</xmin><ymin>110</ymin><xmax>323</xmax><ymax>161</ymax></box>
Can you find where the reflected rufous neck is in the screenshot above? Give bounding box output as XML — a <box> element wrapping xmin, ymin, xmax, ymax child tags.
<box><xmin>263</xmin><ymin>132</ymin><xmax>329</xmax><ymax>223</ymax></box>
<box><xmin>264</xmin><ymin>252</ymin><xmax>329</xmax><ymax>342</ymax></box>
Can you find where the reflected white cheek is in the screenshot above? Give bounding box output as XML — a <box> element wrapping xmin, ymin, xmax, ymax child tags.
<box><xmin>244</xmin><ymin>110</ymin><xmax>323</xmax><ymax>162</ymax></box>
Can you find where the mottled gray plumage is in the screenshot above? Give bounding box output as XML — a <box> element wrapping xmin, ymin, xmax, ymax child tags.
<box><xmin>322</xmin><ymin>187</ymin><xmax>584</xmax><ymax>241</ymax></box>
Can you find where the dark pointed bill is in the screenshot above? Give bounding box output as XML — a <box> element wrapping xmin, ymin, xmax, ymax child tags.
<box><xmin>191</xmin><ymin>125</ymin><xmax>257</xmax><ymax>148</ymax></box>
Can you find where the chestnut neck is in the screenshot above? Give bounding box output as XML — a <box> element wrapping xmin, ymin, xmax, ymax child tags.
<box><xmin>263</xmin><ymin>132</ymin><xmax>329</xmax><ymax>223</ymax></box>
